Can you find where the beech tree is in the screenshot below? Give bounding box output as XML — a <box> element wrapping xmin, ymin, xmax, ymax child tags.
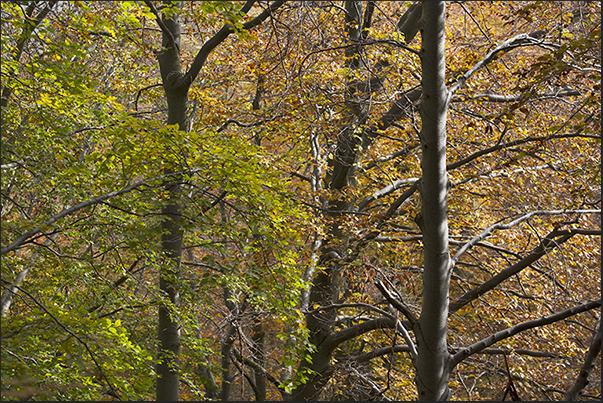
<box><xmin>413</xmin><ymin>1</ymin><xmax>450</xmax><ymax>399</ymax></box>
<box><xmin>285</xmin><ymin>1</ymin><xmax>600</xmax><ymax>400</ymax></box>
<box><xmin>1</xmin><ymin>1</ymin><xmax>600</xmax><ymax>401</ymax></box>
<box><xmin>142</xmin><ymin>1</ymin><xmax>288</xmax><ymax>399</ymax></box>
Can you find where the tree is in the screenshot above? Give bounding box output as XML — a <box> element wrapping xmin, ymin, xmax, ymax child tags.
<box><xmin>286</xmin><ymin>1</ymin><xmax>600</xmax><ymax>400</ymax></box>
<box><xmin>2</xmin><ymin>1</ymin><xmax>303</xmax><ymax>400</ymax></box>
<box><xmin>413</xmin><ymin>1</ymin><xmax>450</xmax><ymax>399</ymax></box>
<box><xmin>1</xmin><ymin>1</ymin><xmax>600</xmax><ymax>401</ymax></box>
<box><xmin>142</xmin><ymin>1</ymin><xmax>292</xmax><ymax>398</ymax></box>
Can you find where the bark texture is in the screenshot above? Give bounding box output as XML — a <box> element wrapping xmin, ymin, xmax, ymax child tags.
<box><xmin>155</xmin><ymin>2</ymin><xmax>187</xmax><ymax>400</ymax></box>
<box><xmin>289</xmin><ymin>2</ymin><xmax>368</xmax><ymax>399</ymax></box>
<box><xmin>414</xmin><ymin>2</ymin><xmax>452</xmax><ymax>400</ymax></box>
<box><xmin>148</xmin><ymin>2</ymin><xmax>285</xmax><ymax>399</ymax></box>
<box><xmin>290</xmin><ymin>2</ymin><xmax>424</xmax><ymax>400</ymax></box>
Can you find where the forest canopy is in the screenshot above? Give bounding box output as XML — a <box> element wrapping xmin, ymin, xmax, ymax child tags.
<box><xmin>1</xmin><ymin>1</ymin><xmax>601</xmax><ymax>401</ymax></box>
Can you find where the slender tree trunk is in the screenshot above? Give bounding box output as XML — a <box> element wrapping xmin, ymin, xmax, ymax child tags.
<box><xmin>289</xmin><ymin>2</ymin><xmax>368</xmax><ymax>400</ymax></box>
<box><xmin>414</xmin><ymin>2</ymin><xmax>452</xmax><ymax>400</ymax></box>
<box><xmin>251</xmin><ymin>316</ymin><xmax>267</xmax><ymax>401</ymax></box>
<box><xmin>1</xmin><ymin>234</ymin><xmax>58</xmax><ymax>317</ymax></box>
<box><xmin>155</xmin><ymin>2</ymin><xmax>188</xmax><ymax>400</ymax></box>
<box><xmin>219</xmin><ymin>288</ymin><xmax>238</xmax><ymax>401</ymax></box>
<box><xmin>147</xmin><ymin>2</ymin><xmax>284</xmax><ymax>398</ymax></box>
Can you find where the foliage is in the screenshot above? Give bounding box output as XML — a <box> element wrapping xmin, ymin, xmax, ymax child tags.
<box><xmin>1</xmin><ymin>1</ymin><xmax>600</xmax><ymax>401</ymax></box>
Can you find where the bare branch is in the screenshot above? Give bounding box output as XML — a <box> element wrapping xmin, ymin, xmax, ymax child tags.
<box><xmin>377</xmin><ymin>181</ymin><xmax>420</xmax><ymax>224</ymax></box>
<box><xmin>328</xmin><ymin>317</ymin><xmax>396</xmax><ymax>348</ymax></box>
<box><xmin>1</xmin><ymin>233</ymin><xmax>58</xmax><ymax>317</ymax></box>
<box><xmin>450</xmin><ymin>210</ymin><xmax>601</xmax><ymax>267</ymax></box>
<box><xmin>304</xmin><ymin>302</ymin><xmax>393</xmax><ymax>319</ymax></box>
<box><xmin>357</xmin><ymin>178</ymin><xmax>419</xmax><ymax>211</ymax></box>
<box><xmin>231</xmin><ymin>345</ymin><xmax>286</xmax><ymax>396</ymax></box>
<box><xmin>447</xmin><ymin>33</ymin><xmax>550</xmax><ymax>103</ymax></box>
<box><xmin>452</xmin><ymin>299</ymin><xmax>601</xmax><ymax>366</ymax></box>
<box><xmin>1</xmin><ymin>169</ymin><xmax>200</xmax><ymax>256</ymax></box>
<box><xmin>134</xmin><ymin>83</ymin><xmax>162</xmax><ymax>111</ymax></box>
<box><xmin>363</xmin><ymin>143</ymin><xmax>419</xmax><ymax>171</ymax></box>
<box><xmin>455</xmin><ymin>347</ymin><xmax>565</xmax><ymax>359</ymax></box>
<box><xmin>351</xmin><ymin>345</ymin><xmax>564</xmax><ymax>364</ymax></box>
<box><xmin>186</xmin><ymin>1</ymin><xmax>285</xmax><ymax>83</ymax></box>
<box><xmin>455</xmin><ymin>1</ymin><xmax>492</xmax><ymax>44</ymax></box>
<box><xmin>452</xmin><ymin>89</ymin><xmax>581</xmax><ymax>103</ymax></box>
<box><xmin>375</xmin><ymin>280</ymin><xmax>416</xmax><ymax>325</ymax></box>
<box><xmin>447</xmin><ymin>132</ymin><xmax>602</xmax><ymax>171</ymax></box>
<box><xmin>397</xmin><ymin>2</ymin><xmax>422</xmax><ymax>43</ymax></box>
<box><xmin>349</xmin><ymin>365</ymin><xmax>391</xmax><ymax>401</ymax></box>
<box><xmin>216</xmin><ymin>114</ymin><xmax>286</xmax><ymax>133</ymax></box>
<box><xmin>352</xmin><ymin>345</ymin><xmax>411</xmax><ymax>363</ymax></box>
<box><xmin>449</xmin><ymin>227</ymin><xmax>600</xmax><ymax>313</ymax></box>
<box><xmin>564</xmin><ymin>316</ymin><xmax>602</xmax><ymax>401</ymax></box>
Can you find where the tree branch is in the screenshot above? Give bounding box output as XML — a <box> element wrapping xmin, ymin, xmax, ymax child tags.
<box><xmin>564</xmin><ymin>316</ymin><xmax>602</xmax><ymax>401</ymax></box>
<box><xmin>134</xmin><ymin>83</ymin><xmax>162</xmax><ymax>111</ymax></box>
<box><xmin>449</xmin><ymin>228</ymin><xmax>582</xmax><ymax>313</ymax></box>
<box><xmin>447</xmin><ymin>32</ymin><xmax>550</xmax><ymax>103</ymax></box>
<box><xmin>397</xmin><ymin>1</ymin><xmax>422</xmax><ymax>44</ymax></box>
<box><xmin>452</xmin><ymin>299</ymin><xmax>601</xmax><ymax>366</ymax></box>
<box><xmin>363</xmin><ymin>143</ymin><xmax>419</xmax><ymax>171</ymax></box>
<box><xmin>2</xmin><ymin>1</ymin><xmax>58</xmax><ymax>108</ymax></box>
<box><xmin>377</xmin><ymin>181</ymin><xmax>420</xmax><ymax>224</ymax></box>
<box><xmin>1</xmin><ymin>169</ymin><xmax>200</xmax><ymax>256</ymax></box>
<box><xmin>185</xmin><ymin>1</ymin><xmax>285</xmax><ymax>83</ymax></box>
<box><xmin>231</xmin><ymin>345</ymin><xmax>286</xmax><ymax>396</ymax></box>
<box><xmin>361</xmin><ymin>1</ymin><xmax>375</xmax><ymax>40</ymax></box>
<box><xmin>143</xmin><ymin>0</ymin><xmax>178</xmax><ymax>51</ymax></box>
<box><xmin>352</xmin><ymin>345</ymin><xmax>411</xmax><ymax>363</ymax></box>
<box><xmin>452</xmin><ymin>89</ymin><xmax>581</xmax><ymax>103</ymax></box>
<box><xmin>450</xmin><ymin>210</ymin><xmax>601</xmax><ymax>268</ymax></box>
<box><xmin>328</xmin><ymin>317</ymin><xmax>396</xmax><ymax>348</ymax></box>
<box><xmin>349</xmin><ymin>365</ymin><xmax>391</xmax><ymax>401</ymax></box>
<box><xmin>374</xmin><ymin>280</ymin><xmax>416</xmax><ymax>325</ymax></box>
<box><xmin>216</xmin><ymin>114</ymin><xmax>286</xmax><ymax>133</ymax></box>
<box><xmin>351</xmin><ymin>344</ymin><xmax>564</xmax><ymax>364</ymax></box>
<box><xmin>452</xmin><ymin>347</ymin><xmax>565</xmax><ymax>359</ymax></box>
<box><xmin>304</xmin><ymin>302</ymin><xmax>393</xmax><ymax>320</ymax></box>
<box><xmin>446</xmin><ymin>132</ymin><xmax>602</xmax><ymax>171</ymax></box>
<box><xmin>357</xmin><ymin>178</ymin><xmax>419</xmax><ymax>211</ymax></box>
<box><xmin>11</xmin><ymin>284</ymin><xmax>121</xmax><ymax>398</ymax></box>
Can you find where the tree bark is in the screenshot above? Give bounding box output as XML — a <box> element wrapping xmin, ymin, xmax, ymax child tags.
<box><xmin>414</xmin><ymin>2</ymin><xmax>452</xmax><ymax>401</ymax></box>
<box><xmin>154</xmin><ymin>2</ymin><xmax>187</xmax><ymax>400</ymax></box>
<box><xmin>290</xmin><ymin>2</ymin><xmax>426</xmax><ymax>399</ymax></box>
<box><xmin>147</xmin><ymin>2</ymin><xmax>285</xmax><ymax>399</ymax></box>
<box><xmin>564</xmin><ymin>316</ymin><xmax>602</xmax><ymax>401</ymax></box>
<box><xmin>289</xmin><ymin>2</ymin><xmax>368</xmax><ymax>399</ymax></box>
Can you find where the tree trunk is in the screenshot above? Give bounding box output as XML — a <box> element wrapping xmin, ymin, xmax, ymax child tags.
<box><xmin>414</xmin><ymin>2</ymin><xmax>452</xmax><ymax>401</ymax></box>
<box><xmin>251</xmin><ymin>315</ymin><xmax>267</xmax><ymax>401</ymax></box>
<box><xmin>147</xmin><ymin>2</ymin><xmax>284</xmax><ymax>399</ymax></box>
<box><xmin>155</xmin><ymin>2</ymin><xmax>188</xmax><ymax>400</ymax></box>
<box><xmin>289</xmin><ymin>2</ymin><xmax>369</xmax><ymax>400</ymax></box>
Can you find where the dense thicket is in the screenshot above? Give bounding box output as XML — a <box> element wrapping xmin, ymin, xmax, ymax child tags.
<box><xmin>1</xmin><ymin>1</ymin><xmax>600</xmax><ymax>401</ymax></box>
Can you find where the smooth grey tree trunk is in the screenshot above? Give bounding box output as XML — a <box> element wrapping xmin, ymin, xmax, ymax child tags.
<box><xmin>414</xmin><ymin>1</ymin><xmax>452</xmax><ymax>400</ymax></box>
<box><xmin>147</xmin><ymin>2</ymin><xmax>285</xmax><ymax>399</ymax></box>
<box><xmin>155</xmin><ymin>2</ymin><xmax>186</xmax><ymax>400</ymax></box>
